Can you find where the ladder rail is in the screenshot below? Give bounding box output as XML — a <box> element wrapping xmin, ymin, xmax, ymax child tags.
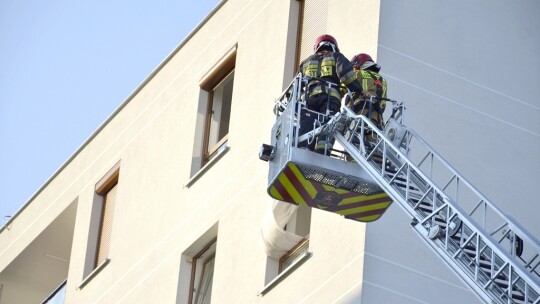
<box><xmin>404</xmin><ymin>125</ymin><xmax>540</xmax><ymax>272</ymax></box>
<box><xmin>275</xmin><ymin>75</ymin><xmax>540</xmax><ymax>268</ymax></box>
<box><xmin>407</xmin><ymin>126</ymin><xmax>512</xmax><ymax>222</ymax></box>
<box><xmin>335</xmin><ymin>130</ymin><xmax>506</xmax><ymax>303</ymax></box>
<box><xmin>332</xmin><ymin>111</ymin><xmax>540</xmax><ymax>303</ymax></box>
<box><xmin>271</xmin><ymin>74</ymin><xmax>540</xmax><ymax>303</ymax></box>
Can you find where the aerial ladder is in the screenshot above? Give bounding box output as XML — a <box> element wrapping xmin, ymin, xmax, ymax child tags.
<box><xmin>259</xmin><ymin>74</ymin><xmax>540</xmax><ymax>304</ymax></box>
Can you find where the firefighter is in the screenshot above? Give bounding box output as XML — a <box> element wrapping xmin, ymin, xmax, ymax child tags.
<box><xmin>348</xmin><ymin>53</ymin><xmax>388</xmax><ymax>130</ymax></box>
<box><xmin>298</xmin><ymin>34</ymin><xmax>365</xmax><ymax>154</ymax></box>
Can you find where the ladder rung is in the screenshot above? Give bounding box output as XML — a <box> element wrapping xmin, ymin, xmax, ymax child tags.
<box><xmin>320</xmin><ymin>93</ymin><xmax>540</xmax><ymax>303</ymax></box>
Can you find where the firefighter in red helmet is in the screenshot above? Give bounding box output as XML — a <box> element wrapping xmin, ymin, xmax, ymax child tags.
<box><xmin>348</xmin><ymin>53</ymin><xmax>388</xmax><ymax>130</ymax></box>
<box><xmin>298</xmin><ymin>34</ymin><xmax>365</xmax><ymax>154</ymax></box>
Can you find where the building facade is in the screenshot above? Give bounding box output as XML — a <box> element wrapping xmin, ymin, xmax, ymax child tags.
<box><xmin>1</xmin><ymin>1</ymin><xmax>539</xmax><ymax>303</ymax></box>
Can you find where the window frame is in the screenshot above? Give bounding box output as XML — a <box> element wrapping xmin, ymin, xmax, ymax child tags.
<box><xmin>193</xmin><ymin>253</ymin><xmax>215</xmax><ymax>304</ymax></box>
<box><xmin>259</xmin><ymin>205</ymin><xmax>312</xmax><ymax>295</ymax></box>
<box><xmin>278</xmin><ymin>237</ymin><xmax>310</xmax><ymax>273</ymax></box>
<box><xmin>80</xmin><ymin>161</ymin><xmax>120</xmax><ymax>276</ymax></box>
<box><xmin>80</xmin><ymin>161</ymin><xmax>120</xmax><ymax>288</ymax></box>
<box><xmin>94</xmin><ymin>169</ymin><xmax>119</xmax><ymax>268</ymax></box>
<box><xmin>259</xmin><ymin>235</ymin><xmax>311</xmax><ymax>296</ymax></box>
<box><xmin>199</xmin><ymin>47</ymin><xmax>236</xmax><ymax>167</ymax></box>
<box><xmin>201</xmin><ymin>70</ymin><xmax>234</xmax><ymax>165</ymax></box>
<box><xmin>188</xmin><ymin>237</ymin><xmax>217</xmax><ymax>304</ymax></box>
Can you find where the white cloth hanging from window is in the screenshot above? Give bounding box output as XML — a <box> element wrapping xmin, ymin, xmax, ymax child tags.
<box><xmin>260</xmin><ymin>200</ymin><xmax>304</xmax><ymax>259</ymax></box>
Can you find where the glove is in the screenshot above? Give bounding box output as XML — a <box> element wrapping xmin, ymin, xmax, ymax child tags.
<box><xmin>352</xmin><ymin>91</ymin><xmax>371</xmax><ymax>101</ymax></box>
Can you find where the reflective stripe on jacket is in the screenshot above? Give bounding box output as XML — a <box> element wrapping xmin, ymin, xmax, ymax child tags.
<box><xmin>358</xmin><ymin>70</ymin><xmax>387</xmax><ymax>111</ymax></box>
<box><xmin>299</xmin><ymin>51</ymin><xmax>363</xmax><ymax>99</ymax></box>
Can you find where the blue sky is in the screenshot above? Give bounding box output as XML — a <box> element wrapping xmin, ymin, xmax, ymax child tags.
<box><xmin>0</xmin><ymin>0</ymin><xmax>221</xmax><ymax>222</ymax></box>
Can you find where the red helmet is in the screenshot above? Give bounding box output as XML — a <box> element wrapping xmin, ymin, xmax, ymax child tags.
<box><xmin>350</xmin><ymin>53</ymin><xmax>373</xmax><ymax>67</ymax></box>
<box><xmin>313</xmin><ymin>34</ymin><xmax>339</xmax><ymax>52</ymax></box>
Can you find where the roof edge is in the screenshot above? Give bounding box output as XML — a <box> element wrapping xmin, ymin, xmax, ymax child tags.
<box><xmin>1</xmin><ymin>0</ymin><xmax>228</xmax><ymax>233</ymax></box>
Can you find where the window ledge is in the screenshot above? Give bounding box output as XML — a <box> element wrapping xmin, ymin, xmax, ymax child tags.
<box><xmin>184</xmin><ymin>143</ymin><xmax>230</xmax><ymax>188</ymax></box>
<box><xmin>78</xmin><ymin>258</ymin><xmax>111</xmax><ymax>290</ymax></box>
<box><xmin>258</xmin><ymin>251</ymin><xmax>311</xmax><ymax>296</ymax></box>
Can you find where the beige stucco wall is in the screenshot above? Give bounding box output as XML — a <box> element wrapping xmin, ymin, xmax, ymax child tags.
<box><xmin>360</xmin><ymin>1</ymin><xmax>540</xmax><ymax>303</ymax></box>
<box><xmin>5</xmin><ymin>0</ymin><xmax>538</xmax><ymax>303</ymax></box>
<box><xmin>1</xmin><ymin>0</ymin><xmax>383</xmax><ymax>303</ymax></box>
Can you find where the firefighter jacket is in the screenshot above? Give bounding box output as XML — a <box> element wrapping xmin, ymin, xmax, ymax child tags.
<box><xmin>299</xmin><ymin>51</ymin><xmax>363</xmax><ymax>101</ymax></box>
<box><xmin>356</xmin><ymin>69</ymin><xmax>387</xmax><ymax>112</ymax></box>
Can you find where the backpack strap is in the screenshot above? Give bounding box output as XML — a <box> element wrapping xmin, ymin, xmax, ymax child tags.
<box><xmin>365</xmin><ymin>70</ymin><xmax>384</xmax><ymax>98</ymax></box>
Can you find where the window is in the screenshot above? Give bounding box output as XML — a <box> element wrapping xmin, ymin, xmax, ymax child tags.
<box><xmin>278</xmin><ymin>204</ymin><xmax>311</xmax><ymax>273</ymax></box>
<box><xmin>199</xmin><ymin>47</ymin><xmax>236</xmax><ymax>167</ymax></box>
<box><xmin>188</xmin><ymin>238</ymin><xmax>216</xmax><ymax>304</ymax></box>
<box><xmin>260</xmin><ymin>202</ymin><xmax>311</xmax><ymax>294</ymax></box>
<box><xmin>203</xmin><ymin>71</ymin><xmax>234</xmax><ymax>165</ymax></box>
<box><xmin>42</xmin><ymin>280</ymin><xmax>67</xmax><ymax>304</ymax></box>
<box><xmin>82</xmin><ymin>162</ymin><xmax>120</xmax><ymax>280</ymax></box>
<box><xmin>95</xmin><ymin>177</ymin><xmax>118</xmax><ymax>268</ymax></box>
<box><xmin>178</xmin><ymin>224</ymin><xmax>218</xmax><ymax>304</ymax></box>
<box><xmin>188</xmin><ymin>47</ymin><xmax>236</xmax><ymax>182</ymax></box>
<box><xmin>279</xmin><ymin>238</ymin><xmax>309</xmax><ymax>273</ymax></box>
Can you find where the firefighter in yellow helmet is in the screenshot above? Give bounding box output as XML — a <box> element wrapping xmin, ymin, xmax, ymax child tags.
<box><xmin>298</xmin><ymin>34</ymin><xmax>365</xmax><ymax>154</ymax></box>
<box><xmin>348</xmin><ymin>53</ymin><xmax>388</xmax><ymax>130</ymax></box>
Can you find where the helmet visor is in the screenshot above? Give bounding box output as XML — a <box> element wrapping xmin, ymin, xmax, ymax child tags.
<box><xmin>316</xmin><ymin>41</ymin><xmax>337</xmax><ymax>52</ymax></box>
